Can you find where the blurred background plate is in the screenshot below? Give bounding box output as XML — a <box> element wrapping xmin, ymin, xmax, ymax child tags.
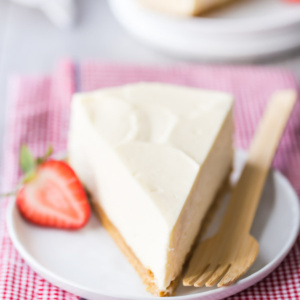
<box><xmin>108</xmin><ymin>0</ymin><xmax>300</xmax><ymax>61</ymax></box>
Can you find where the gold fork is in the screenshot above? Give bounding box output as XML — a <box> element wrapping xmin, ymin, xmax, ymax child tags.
<box><xmin>183</xmin><ymin>90</ymin><xmax>297</xmax><ymax>288</ymax></box>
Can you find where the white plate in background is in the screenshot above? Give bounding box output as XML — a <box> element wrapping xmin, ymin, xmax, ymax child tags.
<box><xmin>6</xmin><ymin>150</ymin><xmax>300</xmax><ymax>300</ymax></box>
<box><xmin>108</xmin><ymin>0</ymin><xmax>300</xmax><ymax>61</ymax></box>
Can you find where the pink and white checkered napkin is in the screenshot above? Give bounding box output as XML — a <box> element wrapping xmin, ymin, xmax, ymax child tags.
<box><xmin>1</xmin><ymin>60</ymin><xmax>299</xmax><ymax>300</ymax></box>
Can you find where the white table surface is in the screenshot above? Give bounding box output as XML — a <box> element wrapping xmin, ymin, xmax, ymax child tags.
<box><xmin>0</xmin><ymin>0</ymin><xmax>300</xmax><ymax>173</ymax></box>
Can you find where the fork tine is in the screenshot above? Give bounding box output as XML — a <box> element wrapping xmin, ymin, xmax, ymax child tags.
<box><xmin>183</xmin><ymin>264</ymin><xmax>208</xmax><ymax>286</ymax></box>
<box><xmin>205</xmin><ymin>264</ymin><xmax>230</xmax><ymax>287</ymax></box>
<box><xmin>217</xmin><ymin>264</ymin><xmax>242</xmax><ymax>287</ymax></box>
<box><xmin>218</xmin><ymin>238</ymin><xmax>259</xmax><ymax>287</ymax></box>
<box><xmin>194</xmin><ymin>264</ymin><xmax>218</xmax><ymax>287</ymax></box>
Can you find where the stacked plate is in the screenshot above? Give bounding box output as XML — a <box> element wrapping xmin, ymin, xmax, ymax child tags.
<box><xmin>108</xmin><ymin>0</ymin><xmax>300</xmax><ymax>61</ymax></box>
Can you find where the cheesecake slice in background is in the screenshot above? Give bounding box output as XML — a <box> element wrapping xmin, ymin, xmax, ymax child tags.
<box><xmin>68</xmin><ymin>83</ymin><xmax>234</xmax><ymax>296</ymax></box>
<box><xmin>137</xmin><ymin>0</ymin><xmax>239</xmax><ymax>16</ymax></box>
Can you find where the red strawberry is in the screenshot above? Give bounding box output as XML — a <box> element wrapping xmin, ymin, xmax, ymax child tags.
<box><xmin>15</xmin><ymin>145</ymin><xmax>90</xmax><ymax>229</ymax></box>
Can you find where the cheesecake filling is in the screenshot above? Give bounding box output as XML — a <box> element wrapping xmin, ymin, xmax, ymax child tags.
<box><xmin>68</xmin><ymin>83</ymin><xmax>233</xmax><ymax>291</ymax></box>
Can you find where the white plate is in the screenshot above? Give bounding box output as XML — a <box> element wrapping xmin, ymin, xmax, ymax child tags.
<box><xmin>108</xmin><ymin>0</ymin><xmax>300</xmax><ymax>61</ymax></box>
<box><xmin>6</xmin><ymin>150</ymin><xmax>300</xmax><ymax>300</ymax></box>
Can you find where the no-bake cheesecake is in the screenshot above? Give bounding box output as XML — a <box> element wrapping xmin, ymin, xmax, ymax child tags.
<box><xmin>68</xmin><ymin>83</ymin><xmax>234</xmax><ymax>296</ymax></box>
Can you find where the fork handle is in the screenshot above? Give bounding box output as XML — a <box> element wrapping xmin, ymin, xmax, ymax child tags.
<box><xmin>219</xmin><ymin>90</ymin><xmax>297</xmax><ymax>237</ymax></box>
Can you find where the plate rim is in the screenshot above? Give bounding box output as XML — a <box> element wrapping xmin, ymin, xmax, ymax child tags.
<box><xmin>6</xmin><ymin>150</ymin><xmax>300</xmax><ymax>300</ymax></box>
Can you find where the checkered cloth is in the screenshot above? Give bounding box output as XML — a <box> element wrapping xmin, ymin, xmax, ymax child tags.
<box><xmin>0</xmin><ymin>60</ymin><xmax>299</xmax><ymax>299</ymax></box>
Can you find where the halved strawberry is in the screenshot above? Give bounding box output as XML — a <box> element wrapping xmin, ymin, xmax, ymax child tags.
<box><xmin>15</xmin><ymin>146</ymin><xmax>90</xmax><ymax>229</ymax></box>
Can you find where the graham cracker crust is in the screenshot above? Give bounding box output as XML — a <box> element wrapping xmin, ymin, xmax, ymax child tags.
<box><xmin>196</xmin><ymin>0</ymin><xmax>245</xmax><ymax>17</ymax></box>
<box><xmin>138</xmin><ymin>0</ymin><xmax>243</xmax><ymax>17</ymax></box>
<box><xmin>90</xmin><ymin>170</ymin><xmax>231</xmax><ymax>297</ymax></box>
<box><xmin>91</xmin><ymin>200</ymin><xmax>180</xmax><ymax>296</ymax></box>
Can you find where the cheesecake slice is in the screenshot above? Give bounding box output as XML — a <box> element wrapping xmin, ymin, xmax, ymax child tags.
<box><xmin>68</xmin><ymin>83</ymin><xmax>233</xmax><ymax>296</ymax></box>
<box><xmin>137</xmin><ymin>0</ymin><xmax>238</xmax><ymax>16</ymax></box>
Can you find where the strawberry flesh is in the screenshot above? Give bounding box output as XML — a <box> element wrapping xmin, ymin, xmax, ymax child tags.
<box><xmin>17</xmin><ymin>160</ymin><xmax>91</xmax><ymax>229</ymax></box>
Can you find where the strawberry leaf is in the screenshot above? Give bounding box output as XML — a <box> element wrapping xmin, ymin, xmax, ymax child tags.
<box><xmin>22</xmin><ymin>169</ymin><xmax>37</xmax><ymax>183</ymax></box>
<box><xmin>20</xmin><ymin>145</ymin><xmax>36</xmax><ymax>174</ymax></box>
<box><xmin>45</xmin><ymin>145</ymin><xmax>53</xmax><ymax>158</ymax></box>
<box><xmin>37</xmin><ymin>145</ymin><xmax>53</xmax><ymax>165</ymax></box>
